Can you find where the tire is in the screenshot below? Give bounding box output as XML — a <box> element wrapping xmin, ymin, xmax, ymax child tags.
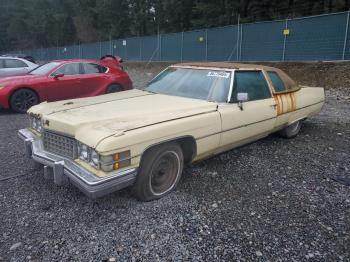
<box><xmin>106</xmin><ymin>84</ymin><xmax>123</xmax><ymax>94</ymax></box>
<box><xmin>10</xmin><ymin>89</ymin><xmax>39</xmax><ymax>113</ymax></box>
<box><xmin>278</xmin><ymin>120</ymin><xmax>302</xmax><ymax>138</ymax></box>
<box><xmin>133</xmin><ymin>143</ymin><xmax>184</xmax><ymax>201</ymax></box>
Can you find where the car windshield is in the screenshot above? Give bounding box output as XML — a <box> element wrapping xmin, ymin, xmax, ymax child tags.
<box><xmin>145</xmin><ymin>67</ymin><xmax>231</xmax><ymax>102</ymax></box>
<box><xmin>29</xmin><ymin>62</ymin><xmax>61</xmax><ymax>75</ymax></box>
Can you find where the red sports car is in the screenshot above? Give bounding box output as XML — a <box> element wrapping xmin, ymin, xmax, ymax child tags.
<box><xmin>0</xmin><ymin>56</ymin><xmax>133</xmax><ymax>113</ymax></box>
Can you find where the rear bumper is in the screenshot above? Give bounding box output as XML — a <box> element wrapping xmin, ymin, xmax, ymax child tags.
<box><xmin>18</xmin><ymin>128</ymin><xmax>137</xmax><ymax>198</ymax></box>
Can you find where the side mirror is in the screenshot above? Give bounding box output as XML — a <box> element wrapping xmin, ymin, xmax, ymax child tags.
<box><xmin>54</xmin><ymin>73</ymin><xmax>64</xmax><ymax>80</ymax></box>
<box><xmin>237</xmin><ymin>92</ymin><xmax>248</xmax><ymax>111</ymax></box>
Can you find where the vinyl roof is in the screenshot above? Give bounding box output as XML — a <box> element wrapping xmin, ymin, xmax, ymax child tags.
<box><xmin>174</xmin><ymin>62</ymin><xmax>299</xmax><ymax>92</ymax></box>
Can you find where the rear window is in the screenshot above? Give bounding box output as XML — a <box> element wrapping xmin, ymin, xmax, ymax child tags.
<box><xmin>82</xmin><ymin>63</ymin><xmax>108</xmax><ymax>74</ymax></box>
<box><xmin>268</xmin><ymin>71</ymin><xmax>286</xmax><ymax>92</ymax></box>
<box><xmin>5</xmin><ymin>59</ymin><xmax>27</xmax><ymax>68</ymax></box>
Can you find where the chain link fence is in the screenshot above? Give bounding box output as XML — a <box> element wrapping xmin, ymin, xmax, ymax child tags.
<box><xmin>13</xmin><ymin>11</ymin><xmax>350</xmax><ymax>62</ymax></box>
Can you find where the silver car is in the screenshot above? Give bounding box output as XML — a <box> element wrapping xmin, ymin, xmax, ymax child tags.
<box><xmin>0</xmin><ymin>57</ymin><xmax>38</xmax><ymax>77</ymax></box>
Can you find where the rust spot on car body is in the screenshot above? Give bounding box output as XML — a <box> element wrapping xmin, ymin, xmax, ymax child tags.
<box><xmin>273</xmin><ymin>91</ymin><xmax>297</xmax><ymax>116</ymax></box>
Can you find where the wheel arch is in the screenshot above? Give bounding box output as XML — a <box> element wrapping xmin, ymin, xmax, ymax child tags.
<box><xmin>105</xmin><ymin>82</ymin><xmax>124</xmax><ymax>93</ymax></box>
<box><xmin>8</xmin><ymin>86</ymin><xmax>41</xmax><ymax>107</ymax></box>
<box><xmin>140</xmin><ymin>136</ymin><xmax>197</xmax><ymax>166</ymax></box>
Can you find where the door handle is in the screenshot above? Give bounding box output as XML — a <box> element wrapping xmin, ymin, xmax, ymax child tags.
<box><xmin>270</xmin><ymin>103</ymin><xmax>277</xmax><ymax>109</ymax></box>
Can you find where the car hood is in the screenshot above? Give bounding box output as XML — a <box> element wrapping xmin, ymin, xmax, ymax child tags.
<box><xmin>0</xmin><ymin>74</ymin><xmax>45</xmax><ymax>84</ymax></box>
<box><xmin>29</xmin><ymin>89</ymin><xmax>217</xmax><ymax>148</ymax></box>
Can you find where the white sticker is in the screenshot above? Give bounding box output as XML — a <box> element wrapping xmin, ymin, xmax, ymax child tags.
<box><xmin>207</xmin><ymin>71</ymin><xmax>230</xmax><ymax>78</ymax></box>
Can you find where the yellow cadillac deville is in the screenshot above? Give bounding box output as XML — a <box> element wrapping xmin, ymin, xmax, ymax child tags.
<box><xmin>18</xmin><ymin>62</ymin><xmax>325</xmax><ymax>201</ymax></box>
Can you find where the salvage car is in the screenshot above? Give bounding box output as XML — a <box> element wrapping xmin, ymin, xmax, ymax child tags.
<box><xmin>0</xmin><ymin>56</ymin><xmax>38</xmax><ymax>78</ymax></box>
<box><xmin>18</xmin><ymin>62</ymin><xmax>325</xmax><ymax>201</ymax></box>
<box><xmin>0</xmin><ymin>56</ymin><xmax>132</xmax><ymax>113</ymax></box>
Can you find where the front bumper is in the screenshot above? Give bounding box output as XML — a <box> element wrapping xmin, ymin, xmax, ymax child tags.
<box><xmin>18</xmin><ymin>128</ymin><xmax>137</xmax><ymax>198</ymax></box>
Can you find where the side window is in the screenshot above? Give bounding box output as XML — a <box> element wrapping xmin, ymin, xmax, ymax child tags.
<box><xmin>231</xmin><ymin>71</ymin><xmax>271</xmax><ymax>103</ymax></box>
<box><xmin>53</xmin><ymin>63</ymin><xmax>80</xmax><ymax>76</ymax></box>
<box><xmin>5</xmin><ymin>59</ymin><xmax>27</xmax><ymax>68</ymax></box>
<box><xmin>268</xmin><ymin>71</ymin><xmax>286</xmax><ymax>92</ymax></box>
<box><xmin>0</xmin><ymin>60</ymin><xmax>4</xmax><ymax>69</ymax></box>
<box><xmin>82</xmin><ymin>63</ymin><xmax>107</xmax><ymax>74</ymax></box>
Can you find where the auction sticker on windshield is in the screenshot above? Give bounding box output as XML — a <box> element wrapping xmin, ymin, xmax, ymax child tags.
<box><xmin>207</xmin><ymin>71</ymin><xmax>230</xmax><ymax>78</ymax></box>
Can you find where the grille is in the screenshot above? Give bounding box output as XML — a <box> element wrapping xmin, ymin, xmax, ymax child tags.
<box><xmin>43</xmin><ymin>130</ymin><xmax>77</xmax><ymax>159</ymax></box>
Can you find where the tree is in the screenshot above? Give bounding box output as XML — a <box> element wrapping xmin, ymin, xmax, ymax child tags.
<box><xmin>0</xmin><ymin>0</ymin><xmax>349</xmax><ymax>52</ymax></box>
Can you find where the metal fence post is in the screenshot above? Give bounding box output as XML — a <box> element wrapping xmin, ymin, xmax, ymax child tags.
<box><xmin>239</xmin><ymin>24</ymin><xmax>243</xmax><ymax>61</ymax></box>
<box><xmin>181</xmin><ymin>31</ymin><xmax>184</xmax><ymax>62</ymax></box>
<box><xmin>125</xmin><ymin>41</ymin><xmax>128</xmax><ymax>60</ymax></box>
<box><xmin>56</xmin><ymin>41</ymin><xmax>59</xmax><ymax>60</ymax></box>
<box><xmin>99</xmin><ymin>40</ymin><xmax>102</xmax><ymax>58</ymax></box>
<box><xmin>139</xmin><ymin>37</ymin><xmax>142</xmax><ymax>61</ymax></box>
<box><xmin>282</xmin><ymin>18</ymin><xmax>289</xmax><ymax>61</ymax></box>
<box><xmin>205</xmin><ymin>29</ymin><xmax>208</xmax><ymax>61</ymax></box>
<box><xmin>342</xmin><ymin>10</ymin><xmax>350</xmax><ymax>60</ymax></box>
<box><xmin>159</xmin><ymin>34</ymin><xmax>162</xmax><ymax>61</ymax></box>
<box><xmin>237</xmin><ymin>14</ymin><xmax>240</xmax><ymax>61</ymax></box>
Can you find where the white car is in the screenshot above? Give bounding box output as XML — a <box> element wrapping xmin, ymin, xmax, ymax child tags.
<box><xmin>0</xmin><ymin>56</ymin><xmax>38</xmax><ymax>77</ymax></box>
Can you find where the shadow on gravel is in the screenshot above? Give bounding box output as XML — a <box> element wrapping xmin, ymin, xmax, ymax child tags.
<box><xmin>0</xmin><ymin>108</ymin><xmax>17</xmax><ymax>115</ymax></box>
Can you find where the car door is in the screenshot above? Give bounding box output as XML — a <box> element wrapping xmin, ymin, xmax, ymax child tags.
<box><xmin>266</xmin><ymin>71</ymin><xmax>298</xmax><ymax>129</ymax></box>
<box><xmin>77</xmin><ymin>63</ymin><xmax>109</xmax><ymax>97</ymax></box>
<box><xmin>44</xmin><ymin>63</ymin><xmax>83</xmax><ymax>101</ymax></box>
<box><xmin>217</xmin><ymin>70</ymin><xmax>277</xmax><ymax>151</ymax></box>
<box><xmin>0</xmin><ymin>59</ymin><xmax>29</xmax><ymax>77</ymax></box>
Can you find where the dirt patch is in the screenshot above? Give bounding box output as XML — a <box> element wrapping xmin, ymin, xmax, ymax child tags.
<box><xmin>124</xmin><ymin>61</ymin><xmax>350</xmax><ymax>95</ymax></box>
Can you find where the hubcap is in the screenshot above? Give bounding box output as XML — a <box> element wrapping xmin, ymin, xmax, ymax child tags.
<box><xmin>150</xmin><ymin>151</ymin><xmax>180</xmax><ymax>196</ymax></box>
<box><xmin>289</xmin><ymin>121</ymin><xmax>300</xmax><ymax>133</ymax></box>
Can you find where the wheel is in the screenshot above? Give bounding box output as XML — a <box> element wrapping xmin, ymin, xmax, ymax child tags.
<box><xmin>10</xmin><ymin>89</ymin><xmax>39</xmax><ymax>113</ymax></box>
<box><xmin>278</xmin><ymin>120</ymin><xmax>302</xmax><ymax>138</ymax></box>
<box><xmin>106</xmin><ymin>84</ymin><xmax>123</xmax><ymax>94</ymax></box>
<box><xmin>132</xmin><ymin>143</ymin><xmax>184</xmax><ymax>201</ymax></box>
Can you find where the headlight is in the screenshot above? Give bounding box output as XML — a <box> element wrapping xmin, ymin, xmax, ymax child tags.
<box><xmin>79</xmin><ymin>144</ymin><xmax>88</xmax><ymax>161</ymax></box>
<box><xmin>29</xmin><ymin>115</ymin><xmax>43</xmax><ymax>133</ymax></box>
<box><xmin>36</xmin><ymin>119</ymin><xmax>43</xmax><ymax>132</ymax></box>
<box><xmin>32</xmin><ymin>117</ymin><xmax>37</xmax><ymax>129</ymax></box>
<box><xmin>77</xmin><ymin>142</ymin><xmax>131</xmax><ymax>172</ymax></box>
<box><xmin>90</xmin><ymin>150</ymin><xmax>99</xmax><ymax>167</ymax></box>
<box><xmin>77</xmin><ymin>143</ymin><xmax>100</xmax><ymax>168</ymax></box>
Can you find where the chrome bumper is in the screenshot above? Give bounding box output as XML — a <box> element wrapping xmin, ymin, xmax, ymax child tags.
<box><xmin>18</xmin><ymin>128</ymin><xmax>137</xmax><ymax>199</ymax></box>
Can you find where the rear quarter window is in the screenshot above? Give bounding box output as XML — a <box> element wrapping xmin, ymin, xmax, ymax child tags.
<box><xmin>5</xmin><ymin>59</ymin><xmax>27</xmax><ymax>68</ymax></box>
<box><xmin>82</xmin><ymin>63</ymin><xmax>108</xmax><ymax>74</ymax></box>
<box><xmin>268</xmin><ymin>71</ymin><xmax>286</xmax><ymax>92</ymax></box>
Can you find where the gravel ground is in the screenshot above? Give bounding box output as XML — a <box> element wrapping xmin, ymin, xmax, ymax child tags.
<box><xmin>0</xmin><ymin>76</ymin><xmax>349</xmax><ymax>261</ymax></box>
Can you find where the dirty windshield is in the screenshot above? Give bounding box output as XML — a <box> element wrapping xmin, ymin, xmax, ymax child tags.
<box><xmin>145</xmin><ymin>67</ymin><xmax>231</xmax><ymax>102</ymax></box>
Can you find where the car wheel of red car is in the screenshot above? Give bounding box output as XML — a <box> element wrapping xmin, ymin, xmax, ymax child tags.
<box><xmin>106</xmin><ymin>84</ymin><xmax>123</xmax><ymax>94</ymax></box>
<box><xmin>10</xmin><ymin>89</ymin><xmax>39</xmax><ymax>113</ymax></box>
